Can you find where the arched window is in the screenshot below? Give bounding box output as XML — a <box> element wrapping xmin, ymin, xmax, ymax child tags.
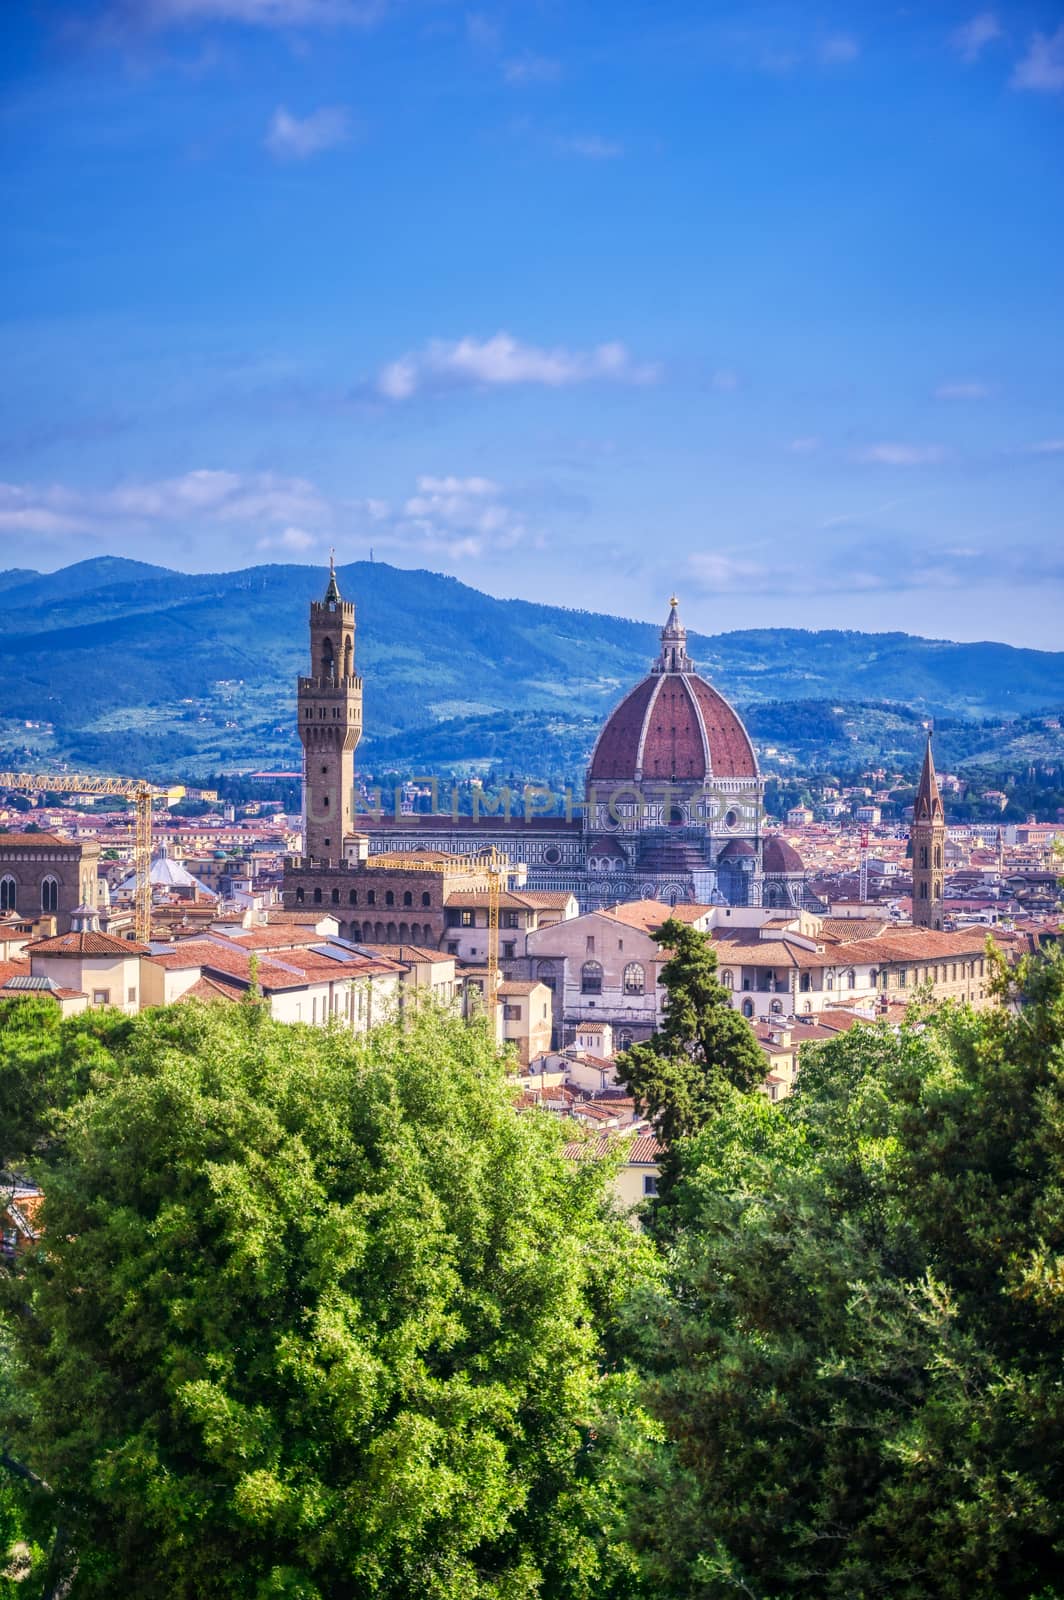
<box><xmin>825</xmin><ymin>973</ymin><xmax>835</xmax><ymax>990</ymax></box>
<box><xmin>721</xmin><ymin>969</ymin><xmax>734</xmax><ymax>989</ymax></box>
<box><xmin>331</xmin><ymin>887</ymin><xmax>340</xmax><ymax>905</ymax></box>
<box><xmin>741</xmin><ymin>998</ymin><xmax>754</xmax><ymax>1018</ymax></box>
<box><xmin>770</xmin><ymin>998</ymin><xmax>783</xmax><ymax>1015</ymax></box>
<box><xmin>846</xmin><ymin>968</ymin><xmax>856</xmax><ymax>990</ymax></box>
<box><xmin>367</xmin><ymin>890</ymin><xmax>376</xmax><ymax>906</ymax></box>
<box><xmin>403</xmin><ymin>891</ymin><xmax>412</xmax><ymax>907</ymax></box>
<box><xmin>623</xmin><ymin>962</ymin><xmax>645</xmax><ymax>995</ymax></box>
<box><xmin>799</xmin><ymin>972</ymin><xmax>811</xmax><ymax>992</ymax></box>
<box><xmin>321</xmin><ymin>637</ymin><xmax>335</xmax><ymax>680</ymax></box>
<box><xmin>0</xmin><ymin>875</ymin><xmax>16</xmax><ymax>913</ymax></box>
<box><xmin>313</xmin><ymin>888</ymin><xmax>322</xmax><ymax>905</ymax></box>
<box><xmin>934</xmin><ymin>845</ymin><xmax>942</xmax><ymax>868</ymax></box>
<box><xmin>41</xmin><ymin>876</ymin><xmax>59</xmax><ymax>914</ymax></box>
<box><xmin>581</xmin><ymin>960</ymin><xmax>602</xmax><ymax>995</ymax></box>
<box><xmin>296</xmin><ymin>887</ymin><xmax>305</xmax><ymax>904</ymax></box>
<box><xmin>537</xmin><ymin>960</ymin><xmax>557</xmax><ymax>993</ymax></box>
<box><xmin>344</xmin><ymin>638</ymin><xmax>353</xmax><ymax>678</ymax></box>
<box><xmin>802</xmin><ymin>999</ymin><xmax>812</xmax><ymax>1014</ymax></box>
<box><xmin>349</xmin><ymin>889</ymin><xmax>358</xmax><ymax>905</ymax></box>
<box><xmin>919</xmin><ymin>845</ymin><xmax>928</xmax><ymax>869</ymax></box>
<box><xmin>385</xmin><ymin>890</ymin><xmax>394</xmax><ymax>907</ymax></box>
<box><xmin>421</xmin><ymin>892</ymin><xmax>431</xmax><ymax>907</ymax></box>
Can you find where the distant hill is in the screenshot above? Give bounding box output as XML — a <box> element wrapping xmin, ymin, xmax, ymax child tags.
<box><xmin>0</xmin><ymin>556</ymin><xmax>1062</xmax><ymax>781</ymax></box>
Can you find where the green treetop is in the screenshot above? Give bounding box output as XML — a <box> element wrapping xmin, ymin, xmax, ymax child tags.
<box><xmin>2</xmin><ymin>1002</ymin><xmax>651</xmax><ymax>1600</ymax></box>
<box><xmin>615</xmin><ymin>917</ymin><xmax>765</xmax><ymax>1151</ymax></box>
<box><xmin>622</xmin><ymin>948</ymin><xmax>1064</xmax><ymax>1599</ymax></box>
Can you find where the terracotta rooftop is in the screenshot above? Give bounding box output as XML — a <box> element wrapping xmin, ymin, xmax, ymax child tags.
<box><xmin>600</xmin><ymin>899</ymin><xmax>714</xmax><ymax>932</ymax></box>
<box><xmin>0</xmin><ymin>832</ymin><xmax>69</xmax><ymax>848</ymax></box>
<box><xmin>29</xmin><ymin>930</ymin><xmax>149</xmax><ymax>958</ymax></box>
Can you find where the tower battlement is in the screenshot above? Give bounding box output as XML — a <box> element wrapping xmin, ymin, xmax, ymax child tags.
<box><xmin>298</xmin><ymin>559</ymin><xmax>362</xmax><ymax>866</ymax></box>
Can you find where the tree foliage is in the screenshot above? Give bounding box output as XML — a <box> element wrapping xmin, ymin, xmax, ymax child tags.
<box><xmin>615</xmin><ymin>918</ymin><xmax>765</xmax><ymax>1151</ymax></box>
<box><xmin>2</xmin><ymin>1002</ymin><xmax>649</xmax><ymax>1600</ymax></box>
<box><xmin>623</xmin><ymin>950</ymin><xmax>1064</xmax><ymax>1598</ymax></box>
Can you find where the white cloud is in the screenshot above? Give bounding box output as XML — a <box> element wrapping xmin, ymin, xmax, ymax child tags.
<box><xmin>375</xmin><ymin>332</ymin><xmax>659</xmax><ymax>400</ymax></box>
<box><xmin>553</xmin><ymin>134</ymin><xmax>623</xmax><ymax>160</ymax></box>
<box><xmin>1012</xmin><ymin>25</ymin><xmax>1064</xmax><ymax>91</ymax></box>
<box><xmin>0</xmin><ymin>470</ymin><xmax>331</xmax><ymax>540</ymax></box>
<box><xmin>1029</xmin><ymin>439</ymin><xmax>1064</xmax><ymax>455</ymax></box>
<box><xmin>257</xmin><ymin>525</ymin><xmax>317</xmax><ymax>552</ymax></box>
<box><xmin>788</xmin><ymin>436</ymin><xmax>821</xmax><ymax>454</ymax></box>
<box><xmin>856</xmin><ymin>443</ymin><xmax>946</xmax><ymax>466</ymax></box>
<box><xmin>135</xmin><ymin>0</ymin><xmax>385</xmax><ymax>28</ymax></box>
<box><xmin>395</xmin><ymin>474</ymin><xmax>526</xmax><ymax>559</ymax></box>
<box><xmin>934</xmin><ymin>380</ymin><xmax>991</xmax><ymax>400</ymax></box>
<box><xmin>819</xmin><ymin>34</ymin><xmax>859</xmax><ymax>64</ymax></box>
<box><xmin>265</xmin><ymin>106</ymin><xmax>351</xmax><ymax>160</ymax></box>
<box><xmin>503</xmin><ymin>53</ymin><xmax>561</xmax><ymax>85</ymax></box>
<box><xmin>465</xmin><ymin>11</ymin><xmax>501</xmax><ymax>50</ymax></box>
<box><xmin>950</xmin><ymin>13</ymin><xmax>1002</xmax><ymax>64</ymax></box>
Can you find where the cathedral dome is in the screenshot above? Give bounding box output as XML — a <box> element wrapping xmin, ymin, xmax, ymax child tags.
<box><xmin>587</xmin><ymin>598</ymin><xmax>758</xmax><ymax>784</ymax></box>
<box><xmin>763</xmin><ymin>836</ymin><xmax>805</xmax><ymax>874</ymax></box>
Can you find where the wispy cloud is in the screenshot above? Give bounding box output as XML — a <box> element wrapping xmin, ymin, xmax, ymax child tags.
<box><xmin>552</xmin><ymin>133</ymin><xmax>623</xmax><ymax>160</ymax></box>
<box><xmin>1028</xmin><ymin>439</ymin><xmax>1064</xmax><ymax>455</ymax></box>
<box><xmin>819</xmin><ymin>34</ymin><xmax>859</xmax><ymax>65</ymax></box>
<box><xmin>856</xmin><ymin>443</ymin><xmax>946</xmax><ymax>466</ymax></box>
<box><xmin>950</xmin><ymin>12</ymin><xmax>1002</xmax><ymax>64</ymax></box>
<box><xmin>465</xmin><ymin>11</ymin><xmax>501</xmax><ymax>50</ymax></box>
<box><xmin>256</xmin><ymin>525</ymin><xmax>317</xmax><ymax>552</ymax></box>
<box><xmin>1012</xmin><ymin>25</ymin><xmax>1064</xmax><ymax>92</ymax></box>
<box><xmin>503</xmin><ymin>53</ymin><xmax>561</xmax><ymax>85</ymax></box>
<box><xmin>265</xmin><ymin>105</ymin><xmax>352</xmax><ymax>160</ymax></box>
<box><xmin>934</xmin><ymin>380</ymin><xmax>991</xmax><ymax>400</ymax></box>
<box><xmin>687</xmin><ymin>540</ymin><xmax>1064</xmax><ymax>596</ymax></box>
<box><xmin>0</xmin><ymin>470</ymin><xmax>331</xmax><ymax>539</ymax></box>
<box><xmin>375</xmin><ymin>332</ymin><xmax>659</xmax><ymax>400</ymax></box>
<box><xmin>123</xmin><ymin>0</ymin><xmax>386</xmax><ymax>28</ymax></box>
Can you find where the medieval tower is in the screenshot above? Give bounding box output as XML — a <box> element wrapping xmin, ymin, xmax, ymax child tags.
<box><xmin>298</xmin><ymin>559</ymin><xmax>362</xmax><ymax>865</ymax></box>
<box><xmin>910</xmin><ymin>731</ymin><xmax>945</xmax><ymax>930</ymax></box>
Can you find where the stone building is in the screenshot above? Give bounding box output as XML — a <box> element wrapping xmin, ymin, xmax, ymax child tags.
<box><xmin>0</xmin><ymin>833</ymin><xmax>101</xmax><ymax>932</ymax></box>
<box><xmin>283</xmin><ymin>569</ymin><xmax>818</xmax><ymax>915</ymax></box>
<box><xmin>911</xmin><ymin>733</ymin><xmax>946</xmax><ymax>930</ymax></box>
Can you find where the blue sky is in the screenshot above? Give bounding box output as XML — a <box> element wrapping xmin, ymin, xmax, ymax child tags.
<box><xmin>1</xmin><ymin>0</ymin><xmax>1062</xmax><ymax>646</ymax></box>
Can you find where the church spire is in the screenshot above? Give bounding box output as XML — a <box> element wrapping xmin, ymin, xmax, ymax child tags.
<box><xmin>654</xmin><ymin>593</ymin><xmax>693</xmax><ymax>674</ymax></box>
<box><xmin>910</xmin><ymin>728</ymin><xmax>945</xmax><ymax>929</ymax></box>
<box><xmin>914</xmin><ymin>729</ymin><xmax>943</xmax><ymax>822</ymax></box>
<box><xmin>323</xmin><ymin>550</ymin><xmax>341</xmax><ymax>606</ymax></box>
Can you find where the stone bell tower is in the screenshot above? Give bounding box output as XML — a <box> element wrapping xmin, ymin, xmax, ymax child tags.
<box><xmin>910</xmin><ymin>730</ymin><xmax>945</xmax><ymax>930</ymax></box>
<box><xmin>298</xmin><ymin>557</ymin><xmax>362</xmax><ymax>866</ymax></box>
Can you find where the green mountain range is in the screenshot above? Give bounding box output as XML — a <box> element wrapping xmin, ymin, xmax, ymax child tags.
<box><xmin>0</xmin><ymin>556</ymin><xmax>1062</xmax><ymax>784</ymax></box>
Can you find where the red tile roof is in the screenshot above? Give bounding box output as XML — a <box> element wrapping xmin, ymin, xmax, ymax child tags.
<box><xmin>29</xmin><ymin>931</ymin><xmax>149</xmax><ymax>957</ymax></box>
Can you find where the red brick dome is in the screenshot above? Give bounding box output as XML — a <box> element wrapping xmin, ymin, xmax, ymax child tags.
<box><xmin>588</xmin><ymin>600</ymin><xmax>757</xmax><ymax>784</ymax></box>
<box><xmin>763</xmin><ymin>836</ymin><xmax>805</xmax><ymax>874</ymax></box>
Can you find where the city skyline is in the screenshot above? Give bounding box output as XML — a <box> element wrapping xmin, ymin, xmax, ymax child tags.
<box><xmin>2</xmin><ymin>1</ymin><xmax>1063</xmax><ymax>646</ymax></box>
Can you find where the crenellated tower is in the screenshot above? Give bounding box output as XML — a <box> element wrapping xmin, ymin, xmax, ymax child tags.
<box><xmin>298</xmin><ymin>558</ymin><xmax>362</xmax><ymax>865</ymax></box>
<box><xmin>910</xmin><ymin>731</ymin><xmax>945</xmax><ymax>929</ymax></box>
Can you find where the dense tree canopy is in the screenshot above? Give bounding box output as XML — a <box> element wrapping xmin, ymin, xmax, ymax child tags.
<box><xmin>615</xmin><ymin>917</ymin><xmax>765</xmax><ymax>1152</ymax></box>
<box><xmin>624</xmin><ymin>949</ymin><xmax>1064</xmax><ymax>1599</ymax></box>
<box><xmin>2</xmin><ymin>1002</ymin><xmax>649</xmax><ymax>1600</ymax></box>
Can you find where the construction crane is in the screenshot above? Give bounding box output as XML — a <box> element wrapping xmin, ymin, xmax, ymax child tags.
<box><xmin>0</xmin><ymin>772</ymin><xmax>163</xmax><ymax>942</ymax></box>
<box><xmin>369</xmin><ymin>843</ymin><xmax>510</xmax><ymax>1008</ymax></box>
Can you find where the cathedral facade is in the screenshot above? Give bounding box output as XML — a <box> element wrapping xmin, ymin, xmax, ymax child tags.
<box><xmin>286</xmin><ymin>569</ymin><xmax>814</xmax><ymax>917</ymax></box>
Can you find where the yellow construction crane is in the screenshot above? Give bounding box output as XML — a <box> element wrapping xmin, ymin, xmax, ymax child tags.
<box><xmin>0</xmin><ymin>773</ymin><xmax>163</xmax><ymax>942</ymax></box>
<box><xmin>368</xmin><ymin>843</ymin><xmax>509</xmax><ymax>1006</ymax></box>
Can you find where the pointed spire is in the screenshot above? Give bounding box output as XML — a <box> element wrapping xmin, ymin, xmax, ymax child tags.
<box><xmin>323</xmin><ymin>549</ymin><xmax>341</xmax><ymax>605</ymax></box>
<box><xmin>914</xmin><ymin>730</ymin><xmax>943</xmax><ymax>822</ymax></box>
<box><xmin>655</xmin><ymin>593</ymin><xmax>692</xmax><ymax>673</ymax></box>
